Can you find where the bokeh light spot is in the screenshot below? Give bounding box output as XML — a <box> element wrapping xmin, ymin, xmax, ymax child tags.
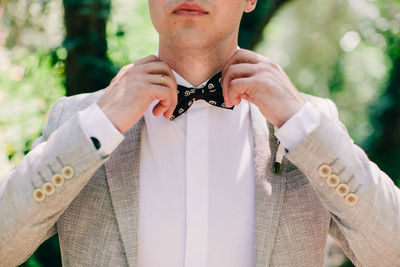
<box><xmin>340</xmin><ymin>31</ymin><xmax>361</xmax><ymax>52</ymax></box>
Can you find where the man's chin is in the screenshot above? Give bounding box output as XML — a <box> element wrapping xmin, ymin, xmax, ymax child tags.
<box><xmin>164</xmin><ymin>35</ymin><xmax>214</xmax><ymax>49</ymax></box>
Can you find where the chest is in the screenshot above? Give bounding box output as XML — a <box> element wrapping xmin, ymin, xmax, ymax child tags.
<box><xmin>56</xmin><ymin>102</ymin><xmax>332</xmax><ymax>266</ymax></box>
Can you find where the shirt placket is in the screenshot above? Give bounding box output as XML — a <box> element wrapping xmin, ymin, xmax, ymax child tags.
<box><xmin>184</xmin><ymin>106</ymin><xmax>209</xmax><ymax>267</ymax></box>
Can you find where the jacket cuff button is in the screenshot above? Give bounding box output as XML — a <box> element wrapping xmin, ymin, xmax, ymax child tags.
<box><xmin>318</xmin><ymin>164</ymin><xmax>332</xmax><ymax>178</ymax></box>
<box><xmin>336</xmin><ymin>184</ymin><xmax>349</xmax><ymax>197</ymax></box>
<box><xmin>33</xmin><ymin>189</ymin><xmax>46</xmax><ymax>202</ymax></box>
<box><xmin>42</xmin><ymin>182</ymin><xmax>56</xmax><ymax>196</ymax></box>
<box><xmin>62</xmin><ymin>166</ymin><xmax>74</xmax><ymax>180</ymax></box>
<box><xmin>327</xmin><ymin>174</ymin><xmax>340</xmax><ymax>187</ymax></box>
<box><xmin>345</xmin><ymin>193</ymin><xmax>358</xmax><ymax>206</ymax></box>
<box><xmin>52</xmin><ymin>173</ymin><xmax>65</xmax><ymax>187</ymax></box>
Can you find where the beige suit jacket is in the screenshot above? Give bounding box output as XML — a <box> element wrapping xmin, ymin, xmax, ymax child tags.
<box><xmin>0</xmin><ymin>90</ymin><xmax>399</xmax><ymax>266</ymax></box>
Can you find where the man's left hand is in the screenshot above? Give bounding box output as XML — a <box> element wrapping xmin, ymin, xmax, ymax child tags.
<box><xmin>222</xmin><ymin>49</ymin><xmax>306</xmax><ymax>127</ymax></box>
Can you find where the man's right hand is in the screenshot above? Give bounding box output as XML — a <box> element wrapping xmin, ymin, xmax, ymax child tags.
<box><xmin>97</xmin><ymin>55</ymin><xmax>177</xmax><ymax>133</ymax></box>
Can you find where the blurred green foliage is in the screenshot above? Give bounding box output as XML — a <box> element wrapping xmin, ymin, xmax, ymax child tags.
<box><xmin>106</xmin><ymin>0</ymin><xmax>158</xmax><ymax>66</ymax></box>
<box><xmin>0</xmin><ymin>0</ymin><xmax>65</xmax><ymax>177</ymax></box>
<box><xmin>0</xmin><ymin>48</ymin><xmax>65</xmax><ymax>177</ymax></box>
<box><xmin>257</xmin><ymin>0</ymin><xmax>400</xmax><ymax>146</ymax></box>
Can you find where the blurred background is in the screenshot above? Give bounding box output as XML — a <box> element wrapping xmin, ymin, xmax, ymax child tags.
<box><xmin>0</xmin><ymin>0</ymin><xmax>399</xmax><ymax>266</ymax></box>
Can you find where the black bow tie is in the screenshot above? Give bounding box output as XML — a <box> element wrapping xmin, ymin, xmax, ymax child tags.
<box><xmin>170</xmin><ymin>72</ymin><xmax>234</xmax><ymax>121</ymax></box>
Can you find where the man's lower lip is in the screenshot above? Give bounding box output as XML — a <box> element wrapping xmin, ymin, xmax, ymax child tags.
<box><xmin>173</xmin><ymin>10</ymin><xmax>207</xmax><ymax>16</ymax></box>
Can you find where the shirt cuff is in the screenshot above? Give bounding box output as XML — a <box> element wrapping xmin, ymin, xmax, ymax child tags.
<box><xmin>275</xmin><ymin>102</ymin><xmax>320</xmax><ymax>152</ymax></box>
<box><xmin>78</xmin><ymin>103</ymin><xmax>125</xmax><ymax>157</ymax></box>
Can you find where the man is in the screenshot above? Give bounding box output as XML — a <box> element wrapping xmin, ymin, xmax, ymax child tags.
<box><xmin>1</xmin><ymin>0</ymin><xmax>399</xmax><ymax>266</ymax></box>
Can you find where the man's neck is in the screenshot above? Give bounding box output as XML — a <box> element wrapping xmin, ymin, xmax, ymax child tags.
<box><xmin>158</xmin><ymin>39</ymin><xmax>238</xmax><ymax>87</ymax></box>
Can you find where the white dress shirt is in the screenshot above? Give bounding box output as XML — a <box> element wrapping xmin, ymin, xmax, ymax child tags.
<box><xmin>78</xmin><ymin>70</ymin><xmax>320</xmax><ymax>267</ymax></box>
<box><xmin>136</xmin><ymin>70</ymin><xmax>255</xmax><ymax>267</ymax></box>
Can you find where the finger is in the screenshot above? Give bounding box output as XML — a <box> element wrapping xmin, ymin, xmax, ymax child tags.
<box><xmin>228</xmin><ymin>77</ymin><xmax>254</xmax><ymax>106</ymax></box>
<box><xmin>146</xmin><ymin>74</ymin><xmax>178</xmax><ymax>118</ymax></box>
<box><xmin>222</xmin><ymin>49</ymin><xmax>259</xmax><ymax>75</ymax></box>
<box><xmin>153</xmin><ymin>101</ymin><xmax>170</xmax><ymax>117</ymax></box>
<box><xmin>150</xmin><ymin>85</ymin><xmax>174</xmax><ymax>117</ymax></box>
<box><xmin>222</xmin><ymin>49</ymin><xmax>258</xmax><ymax>106</ymax></box>
<box><xmin>142</xmin><ymin>61</ymin><xmax>176</xmax><ymax>82</ymax></box>
<box><xmin>222</xmin><ymin>63</ymin><xmax>256</xmax><ymax>107</ymax></box>
<box><xmin>147</xmin><ymin>73</ymin><xmax>176</xmax><ymax>88</ymax></box>
<box><xmin>166</xmin><ymin>81</ymin><xmax>178</xmax><ymax>119</ymax></box>
<box><xmin>241</xmin><ymin>93</ymin><xmax>253</xmax><ymax>102</ymax></box>
<box><xmin>115</xmin><ymin>55</ymin><xmax>160</xmax><ymax>79</ymax></box>
<box><xmin>133</xmin><ymin>55</ymin><xmax>160</xmax><ymax>66</ymax></box>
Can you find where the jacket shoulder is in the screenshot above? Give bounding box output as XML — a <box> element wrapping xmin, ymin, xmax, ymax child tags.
<box><xmin>63</xmin><ymin>89</ymin><xmax>106</xmax><ymax>114</ymax></box>
<box><xmin>41</xmin><ymin>89</ymin><xmax>106</xmax><ymax>140</ymax></box>
<box><xmin>56</xmin><ymin>89</ymin><xmax>106</xmax><ymax>122</ymax></box>
<box><xmin>301</xmin><ymin>93</ymin><xmax>339</xmax><ymax>120</ymax></box>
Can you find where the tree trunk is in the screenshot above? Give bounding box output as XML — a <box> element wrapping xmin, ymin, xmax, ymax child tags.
<box><xmin>239</xmin><ymin>0</ymin><xmax>292</xmax><ymax>50</ymax></box>
<box><xmin>63</xmin><ymin>0</ymin><xmax>115</xmax><ymax>96</ymax></box>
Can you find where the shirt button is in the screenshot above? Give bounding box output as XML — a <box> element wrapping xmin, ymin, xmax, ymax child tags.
<box><xmin>345</xmin><ymin>193</ymin><xmax>358</xmax><ymax>206</ymax></box>
<box><xmin>33</xmin><ymin>188</ymin><xmax>45</xmax><ymax>202</ymax></box>
<box><xmin>52</xmin><ymin>173</ymin><xmax>65</xmax><ymax>187</ymax></box>
<box><xmin>42</xmin><ymin>182</ymin><xmax>56</xmax><ymax>196</ymax></box>
<box><xmin>318</xmin><ymin>164</ymin><xmax>332</xmax><ymax>178</ymax></box>
<box><xmin>327</xmin><ymin>174</ymin><xmax>340</xmax><ymax>187</ymax></box>
<box><xmin>336</xmin><ymin>184</ymin><xmax>349</xmax><ymax>197</ymax></box>
<box><xmin>62</xmin><ymin>166</ymin><xmax>74</xmax><ymax>180</ymax></box>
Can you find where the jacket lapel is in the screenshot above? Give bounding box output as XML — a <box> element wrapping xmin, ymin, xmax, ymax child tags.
<box><xmin>105</xmin><ymin>105</ymin><xmax>286</xmax><ymax>266</ymax></box>
<box><xmin>105</xmin><ymin>118</ymin><xmax>144</xmax><ymax>267</ymax></box>
<box><xmin>250</xmin><ymin>104</ymin><xmax>287</xmax><ymax>267</ymax></box>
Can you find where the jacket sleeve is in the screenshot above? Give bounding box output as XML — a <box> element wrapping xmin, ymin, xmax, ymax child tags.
<box><xmin>0</xmin><ymin>97</ymin><xmax>107</xmax><ymax>266</ymax></box>
<box><xmin>285</xmin><ymin>99</ymin><xmax>400</xmax><ymax>266</ymax></box>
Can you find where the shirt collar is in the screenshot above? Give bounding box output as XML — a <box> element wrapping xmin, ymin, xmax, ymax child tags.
<box><xmin>172</xmin><ymin>69</ymin><xmax>209</xmax><ymax>89</ymax></box>
<box><xmin>156</xmin><ymin>46</ymin><xmax>240</xmax><ymax>89</ymax></box>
